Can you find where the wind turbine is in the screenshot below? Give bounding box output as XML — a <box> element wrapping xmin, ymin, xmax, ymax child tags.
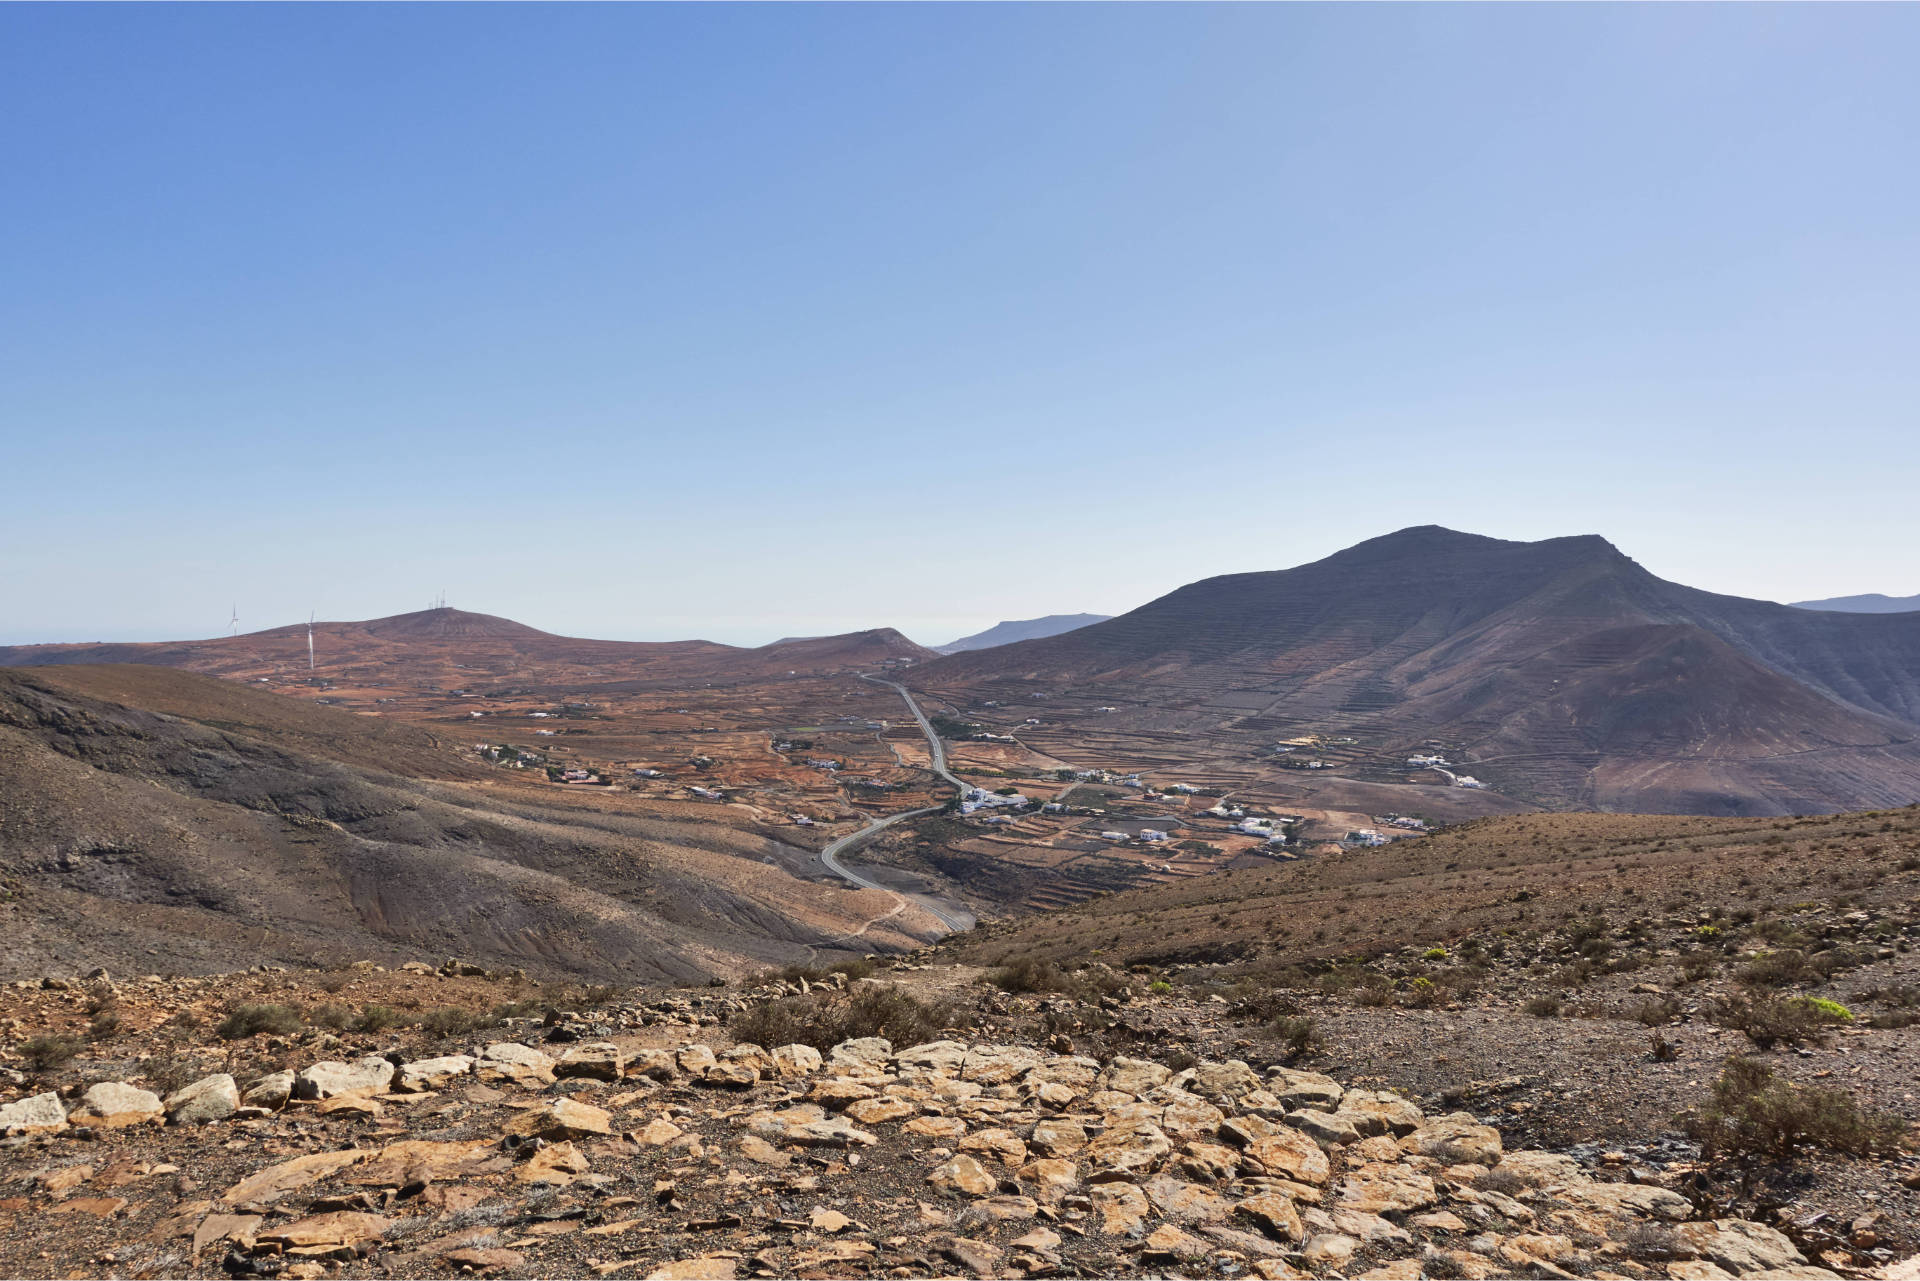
<box><xmin>307</xmin><ymin>612</ymin><xmax>316</xmax><ymax>671</ymax></box>
<box><xmin>229</xmin><ymin>604</ymin><xmax>239</xmax><ymax>636</ymax></box>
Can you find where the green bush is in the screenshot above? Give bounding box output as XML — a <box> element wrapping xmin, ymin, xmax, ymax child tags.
<box><xmin>216</xmin><ymin>1004</ymin><xmax>304</xmax><ymax>1040</ymax></box>
<box><xmin>1709</xmin><ymin>992</ymin><xmax>1848</xmax><ymax>1049</ymax></box>
<box><xmin>1791</xmin><ymin>996</ymin><xmax>1853</xmax><ymax>1023</ymax></box>
<box><xmin>1422</xmin><ymin>947</ymin><xmax>1449</xmax><ymax>961</ymax></box>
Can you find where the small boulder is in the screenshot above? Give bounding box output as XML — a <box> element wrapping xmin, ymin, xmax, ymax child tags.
<box><xmin>510</xmin><ymin>1097</ymin><xmax>612</xmax><ymax>1140</ymax></box>
<box><xmin>929</xmin><ymin>1154</ymin><xmax>997</xmax><ymax>1198</ymax></box>
<box><xmin>476</xmin><ymin>1043</ymin><xmax>556</xmax><ymax>1087</ymax></box>
<box><xmin>0</xmin><ymin>1091</ymin><xmax>68</xmax><ymax>1136</ymax></box>
<box><xmin>241</xmin><ymin>1070</ymin><xmax>296</xmax><ymax>1110</ymax></box>
<box><xmin>165</xmin><ymin>1074</ymin><xmax>240</xmax><ymax>1125</ymax></box>
<box><xmin>294</xmin><ymin>1056</ymin><xmax>395</xmax><ymax>1101</ymax></box>
<box><xmin>767</xmin><ymin>1044</ymin><xmax>823</xmax><ymax>1077</ymax></box>
<box><xmin>396</xmin><ymin>1055</ymin><xmax>475</xmax><ymax>1093</ymax></box>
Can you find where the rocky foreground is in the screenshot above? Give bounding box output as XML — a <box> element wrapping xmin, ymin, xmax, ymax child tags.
<box><xmin>3</xmin><ymin>970</ymin><xmax>1910</xmax><ymax>1281</ymax></box>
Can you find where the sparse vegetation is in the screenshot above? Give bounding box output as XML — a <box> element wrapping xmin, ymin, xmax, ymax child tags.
<box><xmin>216</xmin><ymin>1003</ymin><xmax>304</xmax><ymax>1040</ymax></box>
<box><xmin>730</xmin><ymin>982</ymin><xmax>972</xmax><ymax>1053</ymax></box>
<box><xmin>19</xmin><ymin>1033</ymin><xmax>83</xmax><ymax>1073</ymax></box>
<box><xmin>1685</xmin><ymin>1056</ymin><xmax>1905</xmax><ymax>1167</ymax></box>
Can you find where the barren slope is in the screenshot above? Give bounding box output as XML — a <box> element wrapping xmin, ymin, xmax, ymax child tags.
<box><xmin>0</xmin><ymin>668</ymin><xmax>943</xmax><ymax>982</ymax></box>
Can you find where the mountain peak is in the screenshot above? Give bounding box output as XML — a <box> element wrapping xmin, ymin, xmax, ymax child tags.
<box><xmin>359</xmin><ymin>608</ymin><xmax>555</xmax><ymax>640</ymax></box>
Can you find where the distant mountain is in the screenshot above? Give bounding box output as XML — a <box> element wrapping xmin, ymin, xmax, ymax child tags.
<box><xmin>936</xmin><ymin>614</ymin><xmax>1113</xmax><ymax>655</ymax></box>
<box><xmin>917</xmin><ymin>527</ymin><xmax>1920</xmax><ymax>816</ymax></box>
<box><xmin>1793</xmin><ymin>592</ymin><xmax>1920</xmax><ymax>614</ymax></box>
<box><xmin>0</xmin><ymin>608</ymin><xmax>938</xmax><ymax>685</ymax></box>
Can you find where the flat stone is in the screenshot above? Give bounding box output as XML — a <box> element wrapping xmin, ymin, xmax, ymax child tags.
<box><xmin>634</xmin><ymin>1117</ymin><xmax>684</xmax><ymax>1146</ymax></box>
<box><xmin>516</xmin><ymin>1140</ymin><xmax>590</xmax><ymax>1185</ymax></box>
<box><xmin>1302</xmin><ymin>1233</ymin><xmax>1359</xmax><ymax>1267</ymax></box>
<box><xmin>254</xmin><ymin>1211</ymin><xmax>389</xmax><ymax>1258</ymax></box>
<box><xmin>1176</xmin><ymin>1060</ymin><xmax>1262</xmax><ymax>1102</ymax></box>
<box><xmin>347</xmin><ymin>1138</ymin><xmax>503</xmax><ymax>1187</ymax></box>
<box><xmin>1267</xmin><ymin>1068</ymin><xmax>1344</xmax><ymax>1111</ymax></box>
<box><xmin>827</xmin><ymin>1037</ymin><xmax>891</xmax><ymax>1071</ymax></box>
<box><xmin>1029</xmin><ymin>1117</ymin><xmax>1087</xmax><ymax>1156</ymax></box>
<box><xmin>510</xmin><ymin>1097</ymin><xmax>613</xmax><ymax>1140</ymax></box>
<box><xmin>1401</xmin><ymin>1113</ymin><xmax>1502</xmax><ymax>1166</ymax></box>
<box><xmin>1144</xmin><ymin>1174</ymin><xmax>1231</xmax><ymax>1224</ymax></box>
<box><xmin>646</xmin><ymin>1257</ymin><xmax>737</xmax><ymax>1280</ymax></box>
<box><xmin>165</xmin><ymin>1074</ymin><xmax>239</xmax><ymax>1125</ymax></box>
<box><xmin>1335</xmin><ymin>1090</ymin><xmax>1424</xmax><ymax>1138</ymax></box>
<box><xmin>1090</xmin><ymin>1181</ymin><xmax>1151</xmax><ymax>1235</ymax></box>
<box><xmin>767</xmin><ymin>1044</ymin><xmax>824</xmax><ymax>1077</ymax></box>
<box><xmin>701</xmin><ymin>1061</ymin><xmax>759</xmax><ymax>1089</ymax></box>
<box><xmin>1334</xmin><ymin>1162</ymin><xmax>1438</xmax><ymax>1215</ymax></box>
<box><xmin>1084</xmin><ymin>1121</ymin><xmax>1172</xmax><ymax>1179</ymax></box>
<box><xmin>1015</xmin><ymin>1157</ymin><xmax>1080</xmax><ymax>1205</ymax></box>
<box><xmin>1675</xmin><ymin>1219</ymin><xmax>1810</xmax><ymax>1274</ymax></box>
<box><xmin>904</xmin><ymin>1115</ymin><xmax>968</xmax><ymax>1140</ymax></box>
<box><xmin>557</xmin><ymin>1042</ymin><xmax>626</xmax><ymax>1082</ymax></box>
<box><xmin>1101</xmin><ymin>1056</ymin><xmax>1172</xmax><ymax>1097</ymax></box>
<box><xmin>1236</xmin><ymin>1193</ymin><xmax>1305</xmax><ymax>1241</ymax></box>
<box><xmin>1562</xmin><ymin>1180</ymin><xmax>1693</xmax><ymax>1222</ymax></box>
<box><xmin>894</xmin><ymin>1040</ymin><xmax>969</xmax><ymax>1073</ymax></box>
<box><xmin>1286</xmin><ymin>1108</ymin><xmax>1362</xmax><ymax>1146</ymax></box>
<box><xmin>737</xmin><ymin>1135</ymin><xmax>790</xmax><ymax>1166</ymax></box>
<box><xmin>958</xmin><ymin>1127</ymin><xmax>1028</xmax><ymax>1165</ymax></box>
<box><xmin>70</xmin><ymin>1082</ymin><xmax>164</xmax><ymax>1128</ymax></box>
<box><xmin>929</xmin><ymin>1154</ymin><xmax>996</xmax><ymax>1197</ymax></box>
<box><xmin>788</xmin><ymin>1118</ymin><xmax>877</xmax><ymax>1148</ymax></box>
<box><xmin>220</xmin><ymin>1150</ymin><xmax>369</xmax><ymax>1205</ymax></box>
<box><xmin>1245</xmin><ymin>1128</ymin><xmax>1330</xmax><ymax>1184</ymax></box>
<box><xmin>809</xmin><ymin>1078</ymin><xmax>878</xmax><ymax>1108</ymax></box>
<box><xmin>844</xmin><ymin>1096</ymin><xmax>915</xmax><ymax>1125</ymax></box>
<box><xmin>1496</xmin><ymin>1151</ymin><xmax>1587</xmax><ymax>1188</ymax></box>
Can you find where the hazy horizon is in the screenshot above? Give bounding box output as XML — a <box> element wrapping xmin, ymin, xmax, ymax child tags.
<box><xmin>6</xmin><ymin>5</ymin><xmax>1918</xmax><ymax>647</ymax></box>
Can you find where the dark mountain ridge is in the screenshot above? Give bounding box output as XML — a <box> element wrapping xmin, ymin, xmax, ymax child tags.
<box><xmin>917</xmin><ymin>527</ymin><xmax>1920</xmax><ymax>814</ymax></box>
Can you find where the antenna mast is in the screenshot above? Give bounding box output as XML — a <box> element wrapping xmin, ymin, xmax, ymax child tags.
<box><xmin>307</xmin><ymin>612</ymin><xmax>316</xmax><ymax>671</ymax></box>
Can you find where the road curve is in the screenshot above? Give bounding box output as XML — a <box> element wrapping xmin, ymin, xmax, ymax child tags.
<box><xmin>811</xmin><ymin>674</ymin><xmax>972</xmax><ymax>934</ymax></box>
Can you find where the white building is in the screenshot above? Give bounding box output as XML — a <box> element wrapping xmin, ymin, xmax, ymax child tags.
<box><xmin>1139</xmin><ymin>829</ymin><xmax>1170</xmax><ymax>843</ymax></box>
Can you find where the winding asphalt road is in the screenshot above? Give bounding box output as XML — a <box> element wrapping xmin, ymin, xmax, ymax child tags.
<box><xmin>814</xmin><ymin>674</ymin><xmax>971</xmax><ymax>933</ymax></box>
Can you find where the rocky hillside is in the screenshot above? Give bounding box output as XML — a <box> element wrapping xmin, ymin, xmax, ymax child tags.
<box><xmin>1</xmin><ymin>953</ymin><xmax>1912</xmax><ymax>1280</ymax></box>
<box><xmin>0</xmin><ymin>668</ymin><xmax>941</xmax><ymax>982</ymax></box>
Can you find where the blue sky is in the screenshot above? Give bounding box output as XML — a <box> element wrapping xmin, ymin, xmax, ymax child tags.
<box><xmin>4</xmin><ymin>4</ymin><xmax>1917</xmax><ymax>646</ymax></box>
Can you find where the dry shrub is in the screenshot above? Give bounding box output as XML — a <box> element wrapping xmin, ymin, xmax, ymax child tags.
<box><xmin>417</xmin><ymin>1007</ymin><xmax>495</xmax><ymax>1038</ymax></box>
<box><xmin>1269</xmin><ymin>1014</ymin><xmax>1321</xmax><ymax>1063</ymax></box>
<box><xmin>216</xmin><ymin>1004</ymin><xmax>304</xmax><ymax>1040</ymax></box>
<box><xmin>1686</xmin><ymin>1056</ymin><xmax>1905</xmax><ymax>1164</ymax></box>
<box><xmin>730</xmin><ymin>983</ymin><xmax>972</xmax><ymax>1052</ymax></box>
<box><xmin>19</xmin><ymin>1033</ymin><xmax>83</xmax><ymax>1074</ymax></box>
